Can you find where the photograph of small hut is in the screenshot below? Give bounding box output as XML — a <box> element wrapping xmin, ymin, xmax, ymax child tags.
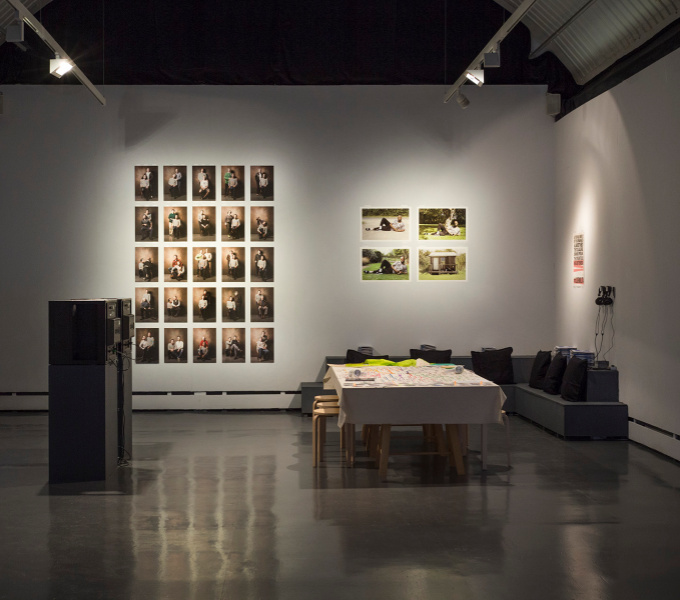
<box><xmin>418</xmin><ymin>208</ymin><xmax>466</xmax><ymax>240</ymax></box>
<box><xmin>418</xmin><ymin>248</ymin><xmax>467</xmax><ymax>281</ymax></box>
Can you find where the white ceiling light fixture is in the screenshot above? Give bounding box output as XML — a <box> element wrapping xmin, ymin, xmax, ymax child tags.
<box><xmin>465</xmin><ymin>70</ymin><xmax>484</xmax><ymax>86</ymax></box>
<box><xmin>49</xmin><ymin>53</ymin><xmax>73</xmax><ymax>78</ymax></box>
<box><xmin>454</xmin><ymin>90</ymin><xmax>470</xmax><ymax>109</ymax></box>
<box><xmin>444</xmin><ymin>0</ymin><xmax>541</xmax><ymax>106</ymax></box>
<box><xmin>2</xmin><ymin>0</ymin><xmax>105</xmax><ymax>106</ymax></box>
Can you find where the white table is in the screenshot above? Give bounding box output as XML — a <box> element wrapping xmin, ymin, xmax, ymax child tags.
<box><xmin>323</xmin><ymin>365</ymin><xmax>506</xmax><ymax>477</ymax></box>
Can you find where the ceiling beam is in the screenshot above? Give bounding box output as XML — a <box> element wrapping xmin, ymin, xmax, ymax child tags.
<box><xmin>3</xmin><ymin>0</ymin><xmax>106</xmax><ymax>106</ymax></box>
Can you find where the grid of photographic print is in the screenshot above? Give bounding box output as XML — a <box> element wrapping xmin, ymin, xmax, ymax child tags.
<box><xmin>134</xmin><ymin>165</ymin><xmax>275</xmax><ymax>364</ymax></box>
<box><xmin>360</xmin><ymin>207</ymin><xmax>468</xmax><ymax>282</ymax></box>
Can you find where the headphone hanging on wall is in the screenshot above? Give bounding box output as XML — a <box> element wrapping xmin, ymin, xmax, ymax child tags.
<box><xmin>595</xmin><ymin>285</ymin><xmax>614</xmax><ymax>306</ymax></box>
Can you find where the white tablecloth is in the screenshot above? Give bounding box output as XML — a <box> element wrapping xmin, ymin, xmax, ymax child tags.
<box><xmin>324</xmin><ymin>365</ymin><xmax>505</xmax><ymax>427</ymax></box>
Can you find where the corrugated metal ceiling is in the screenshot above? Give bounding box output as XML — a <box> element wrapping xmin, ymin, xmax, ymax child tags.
<box><xmin>0</xmin><ymin>1</ymin><xmax>52</xmax><ymax>44</ymax></box>
<box><xmin>495</xmin><ymin>0</ymin><xmax>680</xmax><ymax>84</ymax></box>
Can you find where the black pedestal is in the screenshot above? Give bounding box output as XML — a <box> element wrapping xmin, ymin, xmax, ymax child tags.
<box><xmin>49</xmin><ymin>364</ymin><xmax>118</xmax><ymax>484</ymax></box>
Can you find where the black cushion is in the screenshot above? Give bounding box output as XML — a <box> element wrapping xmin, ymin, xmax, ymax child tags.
<box><xmin>344</xmin><ymin>349</ymin><xmax>389</xmax><ymax>363</ymax></box>
<box><xmin>409</xmin><ymin>349</ymin><xmax>452</xmax><ymax>363</ymax></box>
<box><xmin>542</xmin><ymin>353</ymin><xmax>568</xmax><ymax>395</ymax></box>
<box><xmin>529</xmin><ymin>350</ymin><xmax>552</xmax><ymax>389</ymax></box>
<box><xmin>470</xmin><ymin>347</ymin><xmax>514</xmax><ymax>384</ymax></box>
<box><xmin>561</xmin><ymin>357</ymin><xmax>588</xmax><ymax>402</ymax></box>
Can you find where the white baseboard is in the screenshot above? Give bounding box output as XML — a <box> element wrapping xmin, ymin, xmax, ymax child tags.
<box><xmin>629</xmin><ymin>421</ymin><xmax>680</xmax><ymax>462</ymax></box>
<box><xmin>0</xmin><ymin>393</ymin><xmax>301</xmax><ymax>411</ymax></box>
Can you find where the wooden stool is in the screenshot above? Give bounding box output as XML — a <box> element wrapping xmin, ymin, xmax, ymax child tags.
<box><xmin>312</xmin><ymin>395</ymin><xmax>340</xmax><ymax>467</ymax></box>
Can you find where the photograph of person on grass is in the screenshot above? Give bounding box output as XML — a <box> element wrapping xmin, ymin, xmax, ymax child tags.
<box><xmin>362</xmin><ymin>248</ymin><xmax>410</xmax><ymax>281</ymax></box>
<box><xmin>418</xmin><ymin>208</ymin><xmax>466</xmax><ymax>240</ymax></box>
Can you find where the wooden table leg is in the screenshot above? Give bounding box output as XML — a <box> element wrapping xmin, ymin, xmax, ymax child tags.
<box><xmin>378</xmin><ymin>424</ymin><xmax>391</xmax><ymax>480</ymax></box>
<box><xmin>433</xmin><ymin>425</ymin><xmax>448</xmax><ymax>456</ymax></box>
<box><xmin>481</xmin><ymin>424</ymin><xmax>488</xmax><ymax>471</ymax></box>
<box><xmin>446</xmin><ymin>424</ymin><xmax>466</xmax><ymax>475</ymax></box>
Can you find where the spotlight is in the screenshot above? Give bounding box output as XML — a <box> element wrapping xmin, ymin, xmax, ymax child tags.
<box><xmin>484</xmin><ymin>44</ymin><xmax>501</xmax><ymax>68</ymax></box>
<box><xmin>49</xmin><ymin>54</ymin><xmax>73</xmax><ymax>78</ymax></box>
<box><xmin>454</xmin><ymin>91</ymin><xmax>470</xmax><ymax>109</ymax></box>
<box><xmin>465</xmin><ymin>70</ymin><xmax>484</xmax><ymax>86</ymax></box>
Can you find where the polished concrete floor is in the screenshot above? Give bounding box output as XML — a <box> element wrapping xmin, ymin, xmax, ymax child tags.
<box><xmin>1</xmin><ymin>411</ymin><xmax>680</xmax><ymax>600</ymax></box>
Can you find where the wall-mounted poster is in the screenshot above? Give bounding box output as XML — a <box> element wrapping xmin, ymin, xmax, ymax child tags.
<box><xmin>164</xmin><ymin>206</ymin><xmax>188</xmax><ymax>241</ymax></box>
<box><xmin>193</xmin><ymin>287</ymin><xmax>217</xmax><ymax>322</ymax></box>
<box><xmin>193</xmin><ymin>247</ymin><xmax>216</xmax><ymax>282</ymax></box>
<box><xmin>361</xmin><ymin>248</ymin><xmax>410</xmax><ymax>281</ymax></box>
<box><xmin>164</xmin><ymin>287</ymin><xmax>188</xmax><ymax>323</ymax></box>
<box><xmin>164</xmin><ymin>247</ymin><xmax>188</xmax><ymax>282</ymax></box>
<box><xmin>136</xmin><ymin>328</ymin><xmax>159</xmax><ymax>364</ymax></box>
<box><xmin>222</xmin><ymin>206</ymin><xmax>246</xmax><ymax>242</ymax></box>
<box><xmin>164</xmin><ymin>328</ymin><xmax>188</xmax><ymax>363</ymax></box>
<box><xmin>361</xmin><ymin>208</ymin><xmax>410</xmax><ymax>241</ymax></box>
<box><xmin>135</xmin><ymin>207</ymin><xmax>158</xmax><ymax>242</ymax></box>
<box><xmin>222</xmin><ymin>287</ymin><xmax>246</xmax><ymax>322</ymax></box>
<box><xmin>221</xmin><ymin>165</ymin><xmax>245</xmax><ymax>201</ymax></box>
<box><xmin>135</xmin><ymin>247</ymin><xmax>158</xmax><ymax>282</ymax></box>
<box><xmin>193</xmin><ymin>328</ymin><xmax>217</xmax><ymax>363</ymax></box>
<box><xmin>222</xmin><ymin>247</ymin><xmax>246</xmax><ymax>282</ymax></box>
<box><xmin>163</xmin><ymin>165</ymin><xmax>187</xmax><ymax>201</ymax></box>
<box><xmin>135</xmin><ymin>287</ymin><xmax>158</xmax><ymax>323</ymax></box>
<box><xmin>250</xmin><ymin>206</ymin><xmax>274</xmax><ymax>241</ymax></box>
<box><xmin>223</xmin><ymin>328</ymin><xmax>246</xmax><ymax>363</ymax></box>
<box><xmin>418</xmin><ymin>208</ymin><xmax>466</xmax><ymax>240</ymax></box>
<box><xmin>417</xmin><ymin>248</ymin><xmax>467</xmax><ymax>281</ymax></box>
<box><xmin>192</xmin><ymin>165</ymin><xmax>216</xmax><ymax>201</ymax></box>
<box><xmin>250</xmin><ymin>287</ymin><xmax>274</xmax><ymax>322</ymax></box>
<box><xmin>251</xmin><ymin>248</ymin><xmax>274</xmax><ymax>282</ymax></box>
<box><xmin>250</xmin><ymin>166</ymin><xmax>274</xmax><ymax>201</ymax></box>
<box><xmin>251</xmin><ymin>328</ymin><xmax>274</xmax><ymax>363</ymax></box>
<box><xmin>135</xmin><ymin>166</ymin><xmax>158</xmax><ymax>201</ymax></box>
<box><xmin>192</xmin><ymin>206</ymin><xmax>216</xmax><ymax>241</ymax></box>
<box><xmin>573</xmin><ymin>233</ymin><xmax>584</xmax><ymax>287</ymax></box>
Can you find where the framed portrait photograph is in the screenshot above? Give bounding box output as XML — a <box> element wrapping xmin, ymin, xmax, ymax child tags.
<box><xmin>163</xmin><ymin>165</ymin><xmax>187</xmax><ymax>201</ymax></box>
<box><xmin>221</xmin><ymin>165</ymin><xmax>245</xmax><ymax>201</ymax></box>
<box><xmin>222</xmin><ymin>247</ymin><xmax>246</xmax><ymax>282</ymax></box>
<box><xmin>418</xmin><ymin>208</ymin><xmax>466</xmax><ymax>240</ymax></box>
<box><xmin>251</xmin><ymin>328</ymin><xmax>274</xmax><ymax>363</ymax></box>
<box><xmin>361</xmin><ymin>208</ymin><xmax>410</xmax><ymax>241</ymax></box>
<box><xmin>250</xmin><ymin>165</ymin><xmax>274</xmax><ymax>201</ymax></box>
<box><xmin>135</xmin><ymin>166</ymin><xmax>158</xmax><ymax>201</ymax></box>
<box><xmin>193</xmin><ymin>328</ymin><xmax>217</xmax><ymax>363</ymax></box>
<box><xmin>192</xmin><ymin>165</ymin><xmax>216</xmax><ymax>201</ymax></box>
<box><xmin>164</xmin><ymin>328</ymin><xmax>188</xmax><ymax>363</ymax></box>
<box><xmin>418</xmin><ymin>248</ymin><xmax>468</xmax><ymax>281</ymax></box>
<box><xmin>192</xmin><ymin>206</ymin><xmax>216</xmax><ymax>241</ymax></box>
<box><xmin>250</xmin><ymin>206</ymin><xmax>274</xmax><ymax>242</ymax></box>
<box><xmin>250</xmin><ymin>287</ymin><xmax>274</xmax><ymax>323</ymax></box>
<box><xmin>135</xmin><ymin>328</ymin><xmax>159</xmax><ymax>364</ymax></box>
<box><xmin>361</xmin><ymin>248</ymin><xmax>410</xmax><ymax>281</ymax></box>
<box><xmin>135</xmin><ymin>206</ymin><xmax>158</xmax><ymax>242</ymax></box>
<box><xmin>135</xmin><ymin>247</ymin><xmax>158</xmax><ymax>283</ymax></box>
<box><xmin>222</xmin><ymin>287</ymin><xmax>246</xmax><ymax>322</ymax></box>
<box><xmin>223</xmin><ymin>328</ymin><xmax>246</xmax><ymax>363</ymax></box>
<box><xmin>251</xmin><ymin>247</ymin><xmax>274</xmax><ymax>283</ymax></box>
<box><xmin>164</xmin><ymin>247</ymin><xmax>188</xmax><ymax>282</ymax></box>
<box><xmin>164</xmin><ymin>287</ymin><xmax>188</xmax><ymax>323</ymax></box>
<box><xmin>221</xmin><ymin>206</ymin><xmax>246</xmax><ymax>242</ymax></box>
<box><xmin>135</xmin><ymin>287</ymin><xmax>158</xmax><ymax>323</ymax></box>
<box><xmin>192</xmin><ymin>247</ymin><xmax>216</xmax><ymax>282</ymax></box>
<box><xmin>193</xmin><ymin>287</ymin><xmax>217</xmax><ymax>323</ymax></box>
<box><xmin>164</xmin><ymin>206</ymin><xmax>188</xmax><ymax>241</ymax></box>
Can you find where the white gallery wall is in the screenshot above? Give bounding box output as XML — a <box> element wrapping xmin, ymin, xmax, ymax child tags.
<box><xmin>555</xmin><ymin>49</ymin><xmax>680</xmax><ymax>460</ymax></box>
<box><xmin>0</xmin><ymin>84</ymin><xmax>556</xmax><ymax>407</ymax></box>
